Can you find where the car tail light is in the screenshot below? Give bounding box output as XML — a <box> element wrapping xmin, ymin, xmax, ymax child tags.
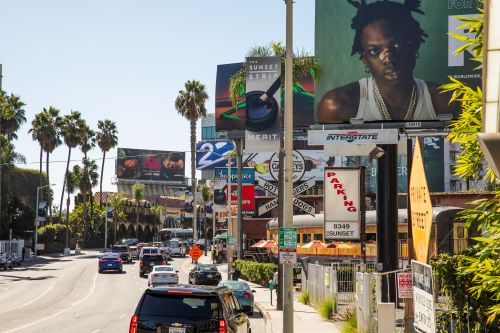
<box><xmin>113</xmin><ymin>259</ymin><xmax>121</xmax><ymax>262</ymax></box>
<box><xmin>129</xmin><ymin>315</ymin><xmax>138</xmax><ymax>333</ymax></box>
<box><xmin>171</xmin><ymin>274</ymin><xmax>178</xmax><ymax>277</ymax></box>
<box><xmin>162</xmin><ymin>261</ymin><xmax>165</xmax><ymax>265</ymax></box>
<box><xmin>167</xmin><ymin>290</ymin><xmax>192</xmax><ymax>294</ymax></box>
<box><xmin>151</xmin><ymin>274</ymin><xmax>159</xmax><ymax>277</ymax></box>
<box><xmin>99</xmin><ymin>259</ymin><xmax>105</xmax><ymax>263</ymax></box>
<box><xmin>219</xmin><ymin>319</ymin><xmax>227</xmax><ymax>333</ymax></box>
<box><xmin>140</xmin><ymin>261</ymin><xmax>143</xmax><ymax>266</ymax></box>
<box><xmin>241</xmin><ymin>292</ymin><xmax>253</xmax><ymax>298</ymax></box>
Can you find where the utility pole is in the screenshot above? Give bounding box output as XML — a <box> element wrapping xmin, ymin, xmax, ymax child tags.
<box><xmin>404</xmin><ymin>138</ymin><xmax>414</xmax><ymax>333</ymax></box>
<box><xmin>105</xmin><ymin>200</ymin><xmax>108</xmax><ymax>249</ymax></box>
<box><xmin>277</xmin><ymin>108</ymin><xmax>284</xmax><ymax>311</ymax></box>
<box><xmin>283</xmin><ymin>0</ymin><xmax>294</xmax><ymax>331</ymax></box>
<box><xmin>227</xmin><ymin>155</ymin><xmax>232</xmax><ymax>273</ymax></box>
<box><xmin>237</xmin><ymin>139</ymin><xmax>243</xmax><ymax>260</ymax></box>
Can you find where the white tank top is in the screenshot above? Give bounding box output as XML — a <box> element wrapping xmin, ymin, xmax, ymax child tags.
<box><xmin>356</xmin><ymin>78</ymin><xmax>437</xmax><ymax>121</ymax></box>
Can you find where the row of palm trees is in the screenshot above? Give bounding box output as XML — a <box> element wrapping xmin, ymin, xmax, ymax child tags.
<box><xmin>28</xmin><ymin>108</ymin><xmax>118</xmax><ymax>240</ymax></box>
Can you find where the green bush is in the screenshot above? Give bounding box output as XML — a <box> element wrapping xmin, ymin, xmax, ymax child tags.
<box><xmin>299</xmin><ymin>289</ymin><xmax>309</xmax><ymax>305</ymax></box>
<box><xmin>38</xmin><ymin>225</ymin><xmax>57</xmax><ymax>244</ymax></box>
<box><xmin>54</xmin><ymin>224</ymin><xmax>67</xmax><ymax>243</ymax></box>
<box><xmin>234</xmin><ymin>260</ymin><xmax>276</xmax><ymax>286</ymax></box>
<box><xmin>42</xmin><ymin>242</ymin><xmax>65</xmax><ymax>254</ymax></box>
<box><xmin>318</xmin><ymin>297</ymin><xmax>334</xmax><ymax>320</ymax></box>
<box><xmin>81</xmin><ymin>239</ymin><xmax>105</xmax><ymax>249</ymax></box>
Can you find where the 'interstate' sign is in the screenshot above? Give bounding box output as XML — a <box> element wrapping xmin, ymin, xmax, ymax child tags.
<box><xmin>308</xmin><ymin>129</ymin><xmax>398</xmax><ymax>145</ymax></box>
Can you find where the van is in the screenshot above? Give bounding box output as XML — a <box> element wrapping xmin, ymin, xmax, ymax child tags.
<box><xmin>168</xmin><ymin>238</ymin><xmax>186</xmax><ymax>257</ymax></box>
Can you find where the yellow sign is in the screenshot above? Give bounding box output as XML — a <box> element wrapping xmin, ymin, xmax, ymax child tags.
<box><xmin>409</xmin><ymin>139</ymin><xmax>433</xmax><ymax>264</ymax></box>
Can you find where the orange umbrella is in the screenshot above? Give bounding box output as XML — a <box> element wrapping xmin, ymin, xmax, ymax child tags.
<box><xmin>301</xmin><ymin>240</ymin><xmax>327</xmax><ymax>256</ymax></box>
<box><xmin>257</xmin><ymin>240</ymin><xmax>278</xmax><ymax>248</ymax></box>
<box><xmin>251</xmin><ymin>240</ymin><xmax>266</xmax><ymax>248</ymax></box>
<box><xmin>326</xmin><ymin>242</ymin><xmax>339</xmax><ymax>248</ymax></box>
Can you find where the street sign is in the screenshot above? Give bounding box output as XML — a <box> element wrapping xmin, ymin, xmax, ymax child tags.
<box><xmin>270</xmin><ymin>150</ymin><xmax>306</xmax><ymax>183</ymax></box>
<box><xmin>397</xmin><ymin>273</ymin><xmax>413</xmax><ymax>298</ymax></box>
<box><xmin>258</xmin><ymin>177</ymin><xmax>278</xmax><ymax>195</ymax></box>
<box><xmin>279</xmin><ymin>227</ymin><xmax>297</xmax><ymax>265</ymax></box>
<box><xmin>412</xmin><ymin>261</ymin><xmax>436</xmax><ymax>333</ymax></box>
<box><xmin>258</xmin><ymin>177</ymin><xmax>317</xmax><ymax>216</ymax></box>
<box><xmin>188</xmin><ymin>245</ymin><xmax>203</xmax><ymax>261</ymax></box>
<box><xmin>410</xmin><ymin>139</ymin><xmax>433</xmax><ymax>264</ymax></box>
<box><xmin>227</xmin><ymin>236</ymin><xmax>234</xmax><ymax>245</ymax></box>
<box><xmin>292</xmin><ymin>197</ymin><xmax>315</xmax><ymax>216</ymax></box>
<box><xmin>258</xmin><ymin>197</ymin><xmax>278</xmax><ymax>216</ymax></box>
<box><xmin>292</xmin><ymin>177</ymin><xmax>316</xmax><ymax>196</ymax></box>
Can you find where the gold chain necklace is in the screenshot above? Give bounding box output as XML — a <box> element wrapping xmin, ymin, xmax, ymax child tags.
<box><xmin>372</xmin><ymin>77</ymin><xmax>416</xmax><ymax>121</ymax></box>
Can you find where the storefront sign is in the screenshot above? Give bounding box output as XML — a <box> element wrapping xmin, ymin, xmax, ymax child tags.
<box><xmin>270</xmin><ymin>150</ymin><xmax>306</xmax><ymax>183</ymax></box>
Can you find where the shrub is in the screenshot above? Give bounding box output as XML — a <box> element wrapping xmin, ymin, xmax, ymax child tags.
<box><xmin>299</xmin><ymin>289</ymin><xmax>309</xmax><ymax>305</ymax></box>
<box><xmin>42</xmin><ymin>242</ymin><xmax>65</xmax><ymax>254</ymax></box>
<box><xmin>38</xmin><ymin>225</ymin><xmax>57</xmax><ymax>244</ymax></box>
<box><xmin>234</xmin><ymin>260</ymin><xmax>276</xmax><ymax>286</ymax></box>
<box><xmin>81</xmin><ymin>239</ymin><xmax>105</xmax><ymax>249</ymax></box>
<box><xmin>318</xmin><ymin>297</ymin><xmax>334</xmax><ymax>320</ymax></box>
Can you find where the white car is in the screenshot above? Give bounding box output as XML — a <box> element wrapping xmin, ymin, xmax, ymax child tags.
<box><xmin>168</xmin><ymin>239</ymin><xmax>186</xmax><ymax>257</ymax></box>
<box><xmin>140</xmin><ymin>247</ymin><xmax>160</xmax><ymax>261</ymax></box>
<box><xmin>148</xmin><ymin>265</ymin><xmax>179</xmax><ymax>287</ymax></box>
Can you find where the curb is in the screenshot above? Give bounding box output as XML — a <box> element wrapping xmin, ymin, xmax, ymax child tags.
<box><xmin>254</xmin><ymin>302</ymin><xmax>272</xmax><ymax>333</ymax></box>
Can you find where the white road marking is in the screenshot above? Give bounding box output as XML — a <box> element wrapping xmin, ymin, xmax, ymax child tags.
<box><xmin>15</xmin><ymin>281</ymin><xmax>19</xmax><ymax>284</ymax></box>
<box><xmin>90</xmin><ymin>329</ymin><xmax>101</xmax><ymax>333</ymax></box>
<box><xmin>139</xmin><ymin>288</ymin><xmax>142</xmax><ymax>291</ymax></box>
<box><xmin>136</xmin><ymin>282</ymin><xmax>138</xmax><ymax>284</ymax></box>
<box><xmin>4</xmin><ymin>288</ymin><xmax>9</xmax><ymax>290</ymax></box>
<box><xmin>133</xmin><ymin>277</ymin><xmax>136</xmax><ymax>279</ymax></box>
<box><xmin>118</xmin><ymin>314</ymin><xmax>126</xmax><ymax>319</ymax></box>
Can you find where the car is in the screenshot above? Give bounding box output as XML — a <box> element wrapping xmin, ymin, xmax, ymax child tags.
<box><xmin>130</xmin><ymin>246</ymin><xmax>139</xmax><ymax>260</ymax></box>
<box><xmin>139</xmin><ymin>247</ymin><xmax>160</xmax><ymax>261</ymax></box>
<box><xmin>182</xmin><ymin>240</ymin><xmax>190</xmax><ymax>253</ymax></box>
<box><xmin>147</xmin><ymin>265</ymin><xmax>179</xmax><ymax>287</ymax></box>
<box><xmin>129</xmin><ymin>285</ymin><xmax>250</xmax><ymax>333</ymax></box>
<box><xmin>10</xmin><ymin>253</ymin><xmax>22</xmax><ymax>267</ymax></box>
<box><xmin>188</xmin><ymin>264</ymin><xmax>222</xmax><ymax>286</ymax></box>
<box><xmin>111</xmin><ymin>245</ymin><xmax>132</xmax><ymax>263</ymax></box>
<box><xmin>98</xmin><ymin>253</ymin><xmax>123</xmax><ymax>273</ymax></box>
<box><xmin>162</xmin><ymin>247</ymin><xmax>172</xmax><ymax>261</ymax></box>
<box><xmin>217</xmin><ymin>280</ymin><xmax>256</xmax><ymax>316</ymax></box>
<box><xmin>140</xmin><ymin>254</ymin><xmax>165</xmax><ymax>278</ymax></box>
<box><xmin>196</xmin><ymin>239</ymin><xmax>211</xmax><ymax>251</ymax></box>
<box><xmin>0</xmin><ymin>253</ymin><xmax>13</xmax><ymax>270</ymax></box>
<box><xmin>168</xmin><ymin>238</ymin><xmax>186</xmax><ymax>257</ymax></box>
<box><xmin>159</xmin><ymin>247</ymin><xmax>171</xmax><ymax>261</ymax></box>
<box><xmin>152</xmin><ymin>242</ymin><xmax>163</xmax><ymax>247</ymax></box>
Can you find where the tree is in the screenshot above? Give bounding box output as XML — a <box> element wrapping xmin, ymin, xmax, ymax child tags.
<box><xmin>149</xmin><ymin>205</ymin><xmax>162</xmax><ymax>240</ymax></box>
<box><xmin>199</xmin><ymin>183</ymin><xmax>213</xmax><ymax>254</ymax></box>
<box><xmin>29</xmin><ymin>107</ymin><xmax>62</xmax><ymax>224</ymax></box>
<box><xmin>109</xmin><ymin>192</ymin><xmax>127</xmax><ymax>245</ymax></box>
<box><xmin>96</xmin><ymin>119</ymin><xmax>118</xmax><ymax>210</ymax></box>
<box><xmin>0</xmin><ymin>91</ymin><xmax>16</xmax><ymax>228</ymax></box>
<box><xmin>73</xmin><ymin>158</ymin><xmax>99</xmax><ymax>240</ymax></box>
<box><xmin>2</xmin><ymin>93</ymin><xmax>26</xmax><ymax>142</ymax></box>
<box><xmin>64</xmin><ymin>170</ymin><xmax>78</xmax><ymax>248</ymax></box>
<box><xmin>58</xmin><ymin>111</ymin><xmax>84</xmax><ymax>220</ymax></box>
<box><xmin>175</xmin><ymin>79</ymin><xmax>209</xmax><ymax>213</ymax></box>
<box><xmin>78</xmin><ymin>123</ymin><xmax>96</xmax><ymax>219</ymax></box>
<box><xmin>132</xmin><ymin>182</ymin><xmax>145</xmax><ymax>240</ymax></box>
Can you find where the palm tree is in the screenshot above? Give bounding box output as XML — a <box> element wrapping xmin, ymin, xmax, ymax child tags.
<box><xmin>64</xmin><ymin>170</ymin><xmax>78</xmax><ymax>248</ymax></box>
<box><xmin>79</xmin><ymin>124</ymin><xmax>96</xmax><ymax>219</ymax></box>
<box><xmin>2</xmin><ymin>93</ymin><xmax>26</xmax><ymax>142</ymax></box>
<box><xmin>175</xmin><ymin>80</ymin><xmax>208</xmax><ymax>210</ymax></box>
<box><xmin>74</xmin><ymin>158</ymin><xmax>99</xmax><ymax>240</ymax></box>
<box><xmin>109</xmin><ymin>192</ymin><xmax>127</xmax><ymax>245</ymax></box>
<box><xmin>58</xmin><ymin>111</ymin><xmax>84</xmax><ymax>220</ymax></box>
<box><xmin>149</xmin><ymin>205</ymin><xmax>162</xmax><ymax>240</ymax></box>
<box><xmin>132</xmin><ymin>182</ymin><xmax>145</xmax><ymax>240</ymax></box>
<box><xmin>96</xmin><ymin>120</ymin><xmax>118</xmax><ymax>210</ymax></box>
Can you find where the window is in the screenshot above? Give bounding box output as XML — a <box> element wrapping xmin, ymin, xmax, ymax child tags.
<box><xmin>297</xmin><ymin>233</ymin><xmax>301</xmax><ymax>244</ymax></box>
<box><xmin>302</xmin><ymin>234</ymin><xmax>311</xmax><ymax>244</ymax></box>
<box><xmin>430</xmin><ymin>226</ymin><xmax>436</xmax><ymax>239</ymax></box>
<box><xmin>450</xmin><ymin>151</ymin><xmax>456</xmax><ymax>161</ymax></box>
<box><xmin>450</xmin><ymin>180</ymin><xmax>457</xmax><ymax>191</ymax></box>
<box><xmin>139</xmin><ymin>294</ymin><xmax>218</xmax><ymax>319</ymax></box>
<box><xmin>398</xmin><ymin>233</ymin><xmax>407</xmax><ymax>240</ymax></box>
<box><xmin>314</xmin><ymin>234</ymin><xmax>323</xmax><ymax>242</ymax></box>
<box><xmin>457</xmin><ymin>226</ymin><xmax>465</xmax><ymax>238</ymax></box>
<box><xmin>450</xmin><ymin>165</ymin><xmax>455</xmax><ymax>176</ymax></box>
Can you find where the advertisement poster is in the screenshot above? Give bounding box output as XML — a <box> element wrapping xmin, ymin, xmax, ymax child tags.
<box><xmin>206</xmin><ymin>200</ymin><xmax>213</xmax><ymax>218</ymax></box>
<box><xmin>116</xmin><ymin>148</ymin><xmax>185</xmax><ymax>183</ymax></box>
<box><xmin>184</xmin><ymin>194</ymin><xmax>194</xmax><ymax>218</ymax></box>
<box><xmin>196</xmin><ymin>141</ymin><xmax>236</xmax><ymax>170</ymax></box>
<box><xmin>38</xmin><ymin>201</ymin><xmax>47</xmax><ymax>222</ymax></box>
<box><xmin>228</xmin><ymin>185</ymin><xmax>255</xmax><ymax>211</ymax></box>
<box><xmin>215</xmin><ymin>167</ymin><xmax>255</xmax><ymax>185</ymax></box>
<box><xmin>245</xmin><ymin>150</ymin><xmax>340</xmax><ymax>182</ymax></box>
<box><xmin>215</xmin><ymin>62</ymin><xmax>315</xmax><ymax>132</ymax></box>
<box><xmin>314</xmin><ymin>0</ymin><xmax>481</xmax><ymax>124</ymax></box>
<box><xmin>214</xmin><ymin>177</ymin><xmax>228</xmax><ymax>213</ymax></box>
<box><xmin>245</xmin><ymin>56</ymin><xmax>281</xmax><ymax>153</ymax></box>
<box><xmin>397</xmin><ymin>272</ymin><xmax>414</xmax><ymax>298</ymax></box>
<box><xmin>107</xmin><ymin>207</ymin><xmax>113</xmax><ymax>222</ymax></box>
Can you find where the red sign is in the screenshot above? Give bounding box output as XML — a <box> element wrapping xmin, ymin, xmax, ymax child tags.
<box><xmin>227</xmin><ymin>185</ymin><xmax>255</xmax><ymax>210</ymax></box>
<box><xmin>188</xmin><ymin>245</ymin><xmax>203</xmax><ymax>261</ymax></box>
<box><xmin>397</xmin><ymin>273</ymin><xmax>413</xmax><ymax>298</ymax></box>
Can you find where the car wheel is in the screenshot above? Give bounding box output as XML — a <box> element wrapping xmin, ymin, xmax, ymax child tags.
<box><xmin>18</xmin><ymin>262</ymin><xmax>21</xmax><ymax>267</ymax></box>
<box><xmin>140</xmin><ymin>272</ymin><xmax>144</xmax><ymax>278</ymax></box>
<box><xmin>249</xmin><ymin>311</ymin><xmax>254</xmax><ymax>316</ymax></box>
<box><xmin>119</xmin><ymin>267</ymin><xmax>123</xmax><ymax>273</ymax></box>
<box><xmin>99</xmin><ymin>268</ymin><xmax>102</xmax><ymax>273</ymax></box>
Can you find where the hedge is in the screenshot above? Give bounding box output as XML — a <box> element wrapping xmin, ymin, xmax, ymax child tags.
<box><xmin>234</xmin><ymin>260</ymin><xmax>276</xmax><ymax>287</ymax></box>
<box><xmin>80</xmin><ymin>239</ymin><xmax>105</xmax><ymax>249</ymax></box>
<box><xmin>42</xmin><ymin>242</ymin><xmax>65</xmax><ymax>255</ymax></box>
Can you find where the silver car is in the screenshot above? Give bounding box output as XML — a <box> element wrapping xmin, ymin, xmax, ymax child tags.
<box><xmin>168</xmin><ymin>239</ymin><xmax>186</xmax><ymax>257</ymax></box>
<box><xmin>148</xmin><ymin>265</ymin><xmax>179</xmax><ymax>287</ymax></box>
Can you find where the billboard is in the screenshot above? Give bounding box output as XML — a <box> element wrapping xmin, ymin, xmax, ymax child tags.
<box><xmin>213</xmin><ymin>177</ymin><xmax>228</xmax><ymax>213</ymax></box>
<box><xmin>215</xmin><ymin>62</ymin><xmax>315</xmax><ymax>132</ymax></box>
<box><xmin>184</xmin><ymin>194</ymin><xmax>194</xmax><ymax>218</ymax></box>
<box><xmin>116</xmin><ymin>148</ymin><xmax>185</xmax><ymax>182</ymax></box>
<box><xmin>245</xmin><ymin>57</ymin><xmax>281</xmax><ymax>153</ymax></box>
<box><xmin>314</xmin><ymin>0</ymin><xmax>481</xmax><ymax>123</ymax></box>
<box><xmin>215</xmin><ymin>168</ymin><xmax>255</xmax><ymax>185</ymax></box>
<box><xmin>206</xmin><ymin>200</ymin><xmax>213</xmax><ymax>218</ymax></box>
<box><xmin>245</xmin><ymin>150</ymin><xmax>341</xmax><ymax>182</ymax></box>
<box><xmin>38</xmin><ymin>201</ymin><xmax>47</xmax><ymax>222</ymax></box>
<box><xmin>228</xmin><ymin>185</ymin><xmax>255</xmax><ymax>211</ymax></box>
<box><xmin>196</xmin><ymin>141</ymin><xmax>236</xmax><ymax>170</ymax></box>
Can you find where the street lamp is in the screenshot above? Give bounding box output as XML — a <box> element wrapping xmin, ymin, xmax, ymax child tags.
<box><xmin>175</xmin><ymin>175</ymin><xmax>198</xmax><ymax>243</ymax></box>
<box><xmin>35</xmin><ymin>184</ymin><xmax>55</xmax><ymax>261</ymax></box>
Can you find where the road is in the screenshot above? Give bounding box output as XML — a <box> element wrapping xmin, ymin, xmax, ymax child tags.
<box><xmin>0</xmin><ymin>251</ymin><xmax>265</xmax><ymax>333</ymax></box>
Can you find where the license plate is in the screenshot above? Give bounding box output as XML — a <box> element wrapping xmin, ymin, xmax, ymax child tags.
<box><xmin>169</xmin><ymin>328</ymin><xmax>185</xmax><ymax>333</ymax></box>
<box><xmin>108</xmin><ymin>264</ymin><xmax>112</xmax><ymax>266</ymax></box>
<box><xmin>207</xmin><ymin>275</ymin><xmax>213</xmax><ymax>278</ymax></box>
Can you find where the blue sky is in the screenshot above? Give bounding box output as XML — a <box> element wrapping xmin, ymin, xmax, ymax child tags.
<box><xmin>0</xmin><ymin>0</ymin><xmax>315</xmax><ymax>210</ymax></box>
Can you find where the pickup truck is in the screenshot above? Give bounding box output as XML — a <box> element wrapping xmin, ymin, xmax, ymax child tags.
<box><xmin>111</xmin><ymin>245</ymin><xmax>132</xmax><ymax>263</ymax></box>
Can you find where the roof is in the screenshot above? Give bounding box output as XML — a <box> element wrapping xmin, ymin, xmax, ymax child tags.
<box><xmin>146</xmin><ymin>284</ymin><xmax>227</xmax><ymax>295</ymax></box>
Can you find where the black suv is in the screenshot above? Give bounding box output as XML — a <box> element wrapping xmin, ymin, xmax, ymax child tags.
<box><xmin>140</xmin><ymin>254</ymin><xmax>165</xmax><ymax>278</ymax></box>
<box><xmin>129</xmin><ymin>285</ymin><xmax>250</xmax><ymax>333</ymax></box>
<box><xmin>111</xmin><ymin>245</ymin><xmax>132</xmax><ymax>263</ymax></box>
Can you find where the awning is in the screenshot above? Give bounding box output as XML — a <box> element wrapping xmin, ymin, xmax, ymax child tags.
<box><xmin>214</xmin><ymin>232</ymin><xmax>228</xmax><ymax>240</ymax></box>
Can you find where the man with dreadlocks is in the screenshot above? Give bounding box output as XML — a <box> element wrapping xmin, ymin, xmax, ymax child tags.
<box><xmin>317</xmin><ymin>0</ymin><xmax>461</xmax><ymax>122</ymax></box>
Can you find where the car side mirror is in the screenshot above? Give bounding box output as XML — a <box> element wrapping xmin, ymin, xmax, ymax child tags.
<box><xmin>252</xmin><ymin>290</ymin><xmax>256</xmax><ymax>293</ymax></box>
<box><xmin>176</xmin><ymin>270</ymin><xmax>179</xmax><ymax>273</ymax></box>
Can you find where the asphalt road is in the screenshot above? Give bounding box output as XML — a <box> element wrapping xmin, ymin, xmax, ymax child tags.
<box><xmin>0</xmin><ymin>251</ymin><xmax>265</xmax><ymax>333</ymax></box>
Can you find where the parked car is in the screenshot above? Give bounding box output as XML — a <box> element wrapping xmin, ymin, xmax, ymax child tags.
<box><xmin>168</xmin><ymin>238</ymin><xmax>186</xmax><ymax>257</ymax></box>
<box><xmin>111</xmin><ymin>245</ymin><xmax>132</xmax><ymax>263</ymax></box>
<box><xmin>10</xmin><ymin>253</ymin><xmax>22</xmax><ymax>267</ymax></box>
<box><xmin>147</xmin><ymin>265</ymin><xmax>179</xmax><ymax>287</ymax></box>
<box><xmin>217</xmin><ymin>280</ymin><xmax>256</xmax><ymax>315</ymax></box>
<box><xmin>0</xmin><ymin>253</ymin><xmax>13</xmax><ymax>270</ymax></box>
<box><xmin>140</xmin><ymin>254</ymin><xmax>165</xmax><ymax>278</ymax></box>
<box><xmin>129</xmin><ymin>285</ymin><xmax>250</xmax><ymax>333</ymax></box>
<box><xmin>140</xmin><ymin>247</ymin><xmax>160</xmax><ymax>261</ymax></box>
<box><xmin>130</xmin><ymin>246</ymin><xmax>139</xmax><ymax>260</ymax></box>
<box><xmin>98</xmin><ymin>253</ymin><xmax>123</xmax><ymax>273</ymax></box>
<box><xmin>188</xmin><ymin>264</ymin><xmax>222</xmax><ymax>286</ymax></box>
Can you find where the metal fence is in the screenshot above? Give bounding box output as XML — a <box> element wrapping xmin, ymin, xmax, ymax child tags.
<box><xmin>305</xmin><ymin>263</ymin><xmax>338</xmax><ymax>311</ymax></box>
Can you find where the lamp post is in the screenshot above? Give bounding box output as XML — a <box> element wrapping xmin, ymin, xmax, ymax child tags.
<box><xmin>35</xmin><ymin>184</ymin><xmax>55</xmax><ymax>261</ymax></box>
<box><xmin>175</xmin><ymin>175</ymin><xmax>198</xmax><ymax>242</ymax></box>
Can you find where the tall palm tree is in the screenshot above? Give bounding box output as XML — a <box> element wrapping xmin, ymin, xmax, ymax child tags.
<box><xmin>74</xmin><ymin>158</ymin><xmax>99</xmax><ymax>240</ymax></box>
<box><xmin>29</xmin><ymin>112</ymin><xmax>48</xmax><ymax>202</ymax></box>
<box><xmin>174</xmin><ymin>80</ymin><xmax>208</xmax><ymax>212</ymax></box>
<box><xmin>64</xmin><ymin>170</ymin><xmax>78</xmax><ymax>248</ymax></box>
<box><xmin>96</xmin><ymin>119</ymin><xmax>118</xmax><ymax>210</ymax></box>
<box><xmin>58</xmin><ymin>111</ymin><xmax>84</xmax><ymax>220</ymax></box>
<box><xmin>109</xmin><ymin>192</ymin><xmax>127</xmax><ymax>245</ymax></box>
<box><xmin>132</xmin><ymin>182</ymin><xmax>145</xmax><ymax>240</ymax></box>
<box><xmin>2</xmin><ymin>93</ymin><xmax>26</xmax><ymax>142</ymax></box>
<box><xmin>79</xmin><ymin>124</ymin><xmax>96</xmax><ymax>219</ymax></box>
<box><xmin>0</xmin><ymin>91</ymin><xmax>16</xmax><ymax>228</ymax></box>
<box><xmin>149</xmin><ymin>205</ymin><xmax>162</xmax><ymax>240</ymax></box>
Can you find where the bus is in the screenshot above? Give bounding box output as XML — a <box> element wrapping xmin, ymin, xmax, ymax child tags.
<box><xmin>158</xmin><ymin>228</ymin><xmax>193</xmax><ymax>244</ymax></box>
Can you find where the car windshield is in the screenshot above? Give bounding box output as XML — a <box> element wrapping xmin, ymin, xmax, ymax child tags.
<box><xmin>142</xmin><ymin>255</ymin><xmax>163</xmax><ymax>262</ymax></box>
<box><xmin>140</xmin><ymin>294</ymin><xmax>218</xmax><ymax>319</ymax></box>
<box><xmin>220</xmin><ymin>282</ymin><xmax>248</xmax><ymax>291</ymax></box>
<box><xmin>155</xmin><ymin>267</ymin><xmax>174</xmax><ymax>272</ymax></box>
<box><xmin>102</xmin><ymin>254</ymin><xmax>119</xmax><ymax>259</ymax></box>
<box><xmin>201</xmin><ymin>266</ymin><xmax>218</xmax><ymax>272</ymax></box>
<box><xmin>112</xmin><ymin>246</ymin><xmax>127</xmax><ymax>251</ymax></box>
<box><xmin>169</xmin><ymin>241</ymin><xmax>178</xmax><ymax>247</ymax></box>
<box><xmin>0</xmin><ymin>254</ymin><xmax>7</xmax><ymax>259</ymax></box>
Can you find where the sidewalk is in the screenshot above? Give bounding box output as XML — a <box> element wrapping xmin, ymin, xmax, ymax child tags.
<box><xmin>186</xmin><ymin>255</ymin><xmax>341</xmax><ymax>333</ymax></box>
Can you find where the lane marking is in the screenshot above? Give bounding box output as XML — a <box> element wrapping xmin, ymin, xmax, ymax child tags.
<box><xmin>90</xmin><ymin>330</ymin><xmax>101</xmax><ymax>333</ymax></box>
<box><xmin>4</xmin><ymin>288</ymin><xmax>8</xmax><ymax>290</ymax></box>
<box><xmin>0</xmin><ymin>277</ymin><xmax>63</xmax><ymax>315</ymax></box>
<box><xmin>1</xmin><ymin>273</ymin><xmax>98</xmax><ymax>333</ymax></box>
<box><xmin>136</xmin><ymin>282</ymin><xmax>138</xmax><ymax>284</ymax></box>
<box><xmin>118</xmin><ymin>314</ymin><xmax>126</xmax><ymax>319</ymax></box>
<box><xmin>71</xmin><ymin>265</ymin><xmax>79</xmax><ymax>270</ymax></box>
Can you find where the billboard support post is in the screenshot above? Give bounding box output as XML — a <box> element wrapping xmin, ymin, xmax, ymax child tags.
<box><xmin>376</xmin><ymin>144</ymin><xmax>399</xmax><ymax>302</ymax></box>
<box><xmin>283</xmin><ymin>0</ymin><xmax>294</xmax><ymax>331</ymax></box>
<box><xmin>105</xmin><ymin>200</ymin><xmax>108</xmax><ymax>250</ymax></box>
<box><xmin>194</xmin><ymin>180</ymin><xmax>197</xmax><ymax>243</ymax></box>
<box><xmin>227</xmin><ymin>156</ymin><xmax>232</xmax><ymax>273</ymax></box>
<box><xmin>237</xmin><ymin>139</ymin><xmax>243</xmax><ymax>260</ymax></box>
<box><xmin>360</xmin><ymin>166</ymin><xmax>366</xmax><ymax>263</ymax></box>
